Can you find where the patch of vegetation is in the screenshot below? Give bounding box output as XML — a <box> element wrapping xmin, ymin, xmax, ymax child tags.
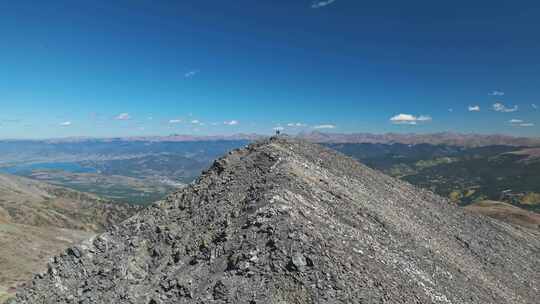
<box><xmin>415</xmin><ymin>157</ymin><xmax>457</xmax><ymax>169</ymax></box>
<box><xmin>521</xmin><ymin>192</ymin><xmax>540</xmax><ymax>205</ymax></box>
<box><xmin>329</xmin><ymin>143</ymin><xmax>540</xmax><ymax>213</ymax></box>
<box><xmin>0</xmin><ymin>291</ymin><xmax>14</xmax><ymax>304</ymax></box>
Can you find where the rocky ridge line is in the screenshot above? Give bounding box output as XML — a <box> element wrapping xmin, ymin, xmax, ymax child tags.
<box><xmin>14</xmin><ymin>137</ymin><xmax>540</xmax><ymax>304</ymax></box>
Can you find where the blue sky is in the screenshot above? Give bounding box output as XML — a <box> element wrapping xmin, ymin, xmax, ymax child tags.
<box><xmin>0</xmin><ymin>0</ymin><xmax>539</xmax><ymax>138</ymax></box>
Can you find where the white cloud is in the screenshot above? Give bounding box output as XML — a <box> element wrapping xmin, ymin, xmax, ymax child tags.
<box><xmin>169</xmin><ymin>119</ymin><xmax>182</xmax><ymax>124</ymax></box>
<box><xmin>313</xmin><ymin>124</ymin><xmax>336</xmax><ymax>129</ymax></box>
<box><xmin>59</xmin><ymin>121</ymin><xmax>72</xmax><ymax>126</ymax></box>
<box><xmin>489</xmin><ymin>90</ymin><xmax>505</xmax><ymax>96</ymax></box>
<box><xmin>417</xmin><ymin>115</ymin><xmax>432</xmax><ymax>122</ymax></box>
<box><xmin>115</xmin><ymin>113</ymin><xmax>131</xmax><ymax>120</ymax></box>
<box><xmin>224</xmin><ymin>120</ymin><xmax>239</xmax><ymax>126</ymax></box>
<box><xmin>390</xmin><ymin>114</ymin><xmax>418</xmax><ymax>125</ymax></box>
<box><xmin>311</xmin><ymin>0</ymin><xmax>337</xmax><ymax>8</ymax></box>
<box><xmin>509</xmin><ymin>119</ymin><xmax>534</xmax><ymax>127</ymax></box>
<box><xmin>190</xmin><ymin>119</ymin><xmax>204</xmax><ymax>125</ymax></box>
<box><xmin>493</xmin><ymin>102</ymin><xmax>518</xmax><ymax>113</ymax></box>
<box><xmin>287</xmin><ymin>122</ymin><xmax>307</xmax><ymax>127</ymax></box>
<box><xmin>468</xmin><ymin>105</ymin><xmax>480</xmax><ymax>112</ymax></box>
<box><xmin>389</xmin><ymin>114</ymin><xmax>432</xmax><ymax>125</ymax></box>
<box><xmin>448</xmin><ymin>108</ymin><xmax>454</xmax><ymax>112</ymax></box>
<box><xmin>533</xmin><ymin>104</ymin><xmax>538</xmax><ymax>110</ymax></box>
<box><xmin>184</xmin><ymin>70</ymin><xmax>199</xmax><ymax>78</ymax></box>
<box><xmin>273</xmin><ymin>126</ymin><xmax>285</xmax><ymax>131</ymax></box>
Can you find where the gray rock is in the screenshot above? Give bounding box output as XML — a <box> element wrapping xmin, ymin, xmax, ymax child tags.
<box><xmin>14</xmin><ymin>137</ymin><xmax>540</xmax><ymax>303</ymax></box>
<box><xmin>288</xmin><ymin>253</ymin><xmax>307</xmax><ymax>272</ymax></box>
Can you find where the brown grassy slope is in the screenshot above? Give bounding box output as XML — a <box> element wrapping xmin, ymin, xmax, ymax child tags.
<box><xmin>0</xmin><ymin>223</ymin><xmax>94</xmax><ymax>297</ymax></box>
<box><xmin>508</xmin><ymin>147</ymin><xmax>540</xmax><ymax>161</ymax></box>
<box><xmin>0</xmin><ymin>174</ymin><xmax>139</xmax><ymax>303</ymax></box>
<box><xmin>0</xmin><ymin>173</ymin><xmax>139</xmax><ymax>231</ymax></box>
<box><xmin>465</xmin><ymin>200</ymin><xmax>540</xmax><ymax>230</ymax></box>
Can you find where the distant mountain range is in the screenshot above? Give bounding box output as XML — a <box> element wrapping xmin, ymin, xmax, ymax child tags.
<box><xmin>3</xmin><ymin>132</ymin><xmax>540</xmax><ymax>148</ymax></box>
<box><xmin>297</xmin><ymin>131</ymin><xmax>540</xmax><ymax>147</ymax></box>
<box><xmin>2</xmin><ymin>134</ymin><xmax>540</xmax><ymax>210</ymax></box>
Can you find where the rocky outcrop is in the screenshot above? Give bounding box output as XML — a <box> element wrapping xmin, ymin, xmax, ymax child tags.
<box><xmin>14</xmin><ymin>137</ymin><xmax>540</xmax><ymax>303</ymax></box>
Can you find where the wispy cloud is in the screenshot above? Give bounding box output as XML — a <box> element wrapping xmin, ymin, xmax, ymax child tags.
<box><xmin>224</xmin><ymin>120</ymin><xmax>239</xmax><ymax>126</ymax></box>
<box><xmin>273</xmin><ymin>126</ymin><xmax>285</xmax><ymax>131</ymax></box>
<box><xmin>417</xmin><ymin>115</ymin><xmax>432</xmax><ymax>122</ymax></box>
<box><xmin>1</xmin><ymin>118</ymin><xmax>22</xmax><ymax>123</ymax></box>
<box><xmin>287</xmin><ymin>122</ymin><xmax>307</xmax><ymax>127</ymax></box>
<box><xmin>59</xmin><ymin>121</ymin><xmax>72</xmax><ymax>126</ymax></box>
<box><xmin>184</xmin><ymin>70</ymin><xmax>199</xmax><ymax>78</ymax></box>
<box><xmin>313</xmin><ymin>124</ymin><xmax>336</xmax><ymax>129</ymax></box>
<box><xmin>190</xmin><ymin>119</ymin><xmax>205</xmax><ymax>126</ymax></box>
<box><xmin>169</xmin><ymin>119</ymin><xmax>182</xmax><ymax>124</ymax></box>
<box><xmin>115</xmin><ymin>113</ymin><xmax>131</xmax><ymax>120</ymax></box>
<box><xmin>509</xmin><ymin>119</ymin><xmax>534</xmax><ymax>127</ymax></box>
<box><xmin>533</xmin><ymin>104</ymin><xmax>538</xmax><ymax>110</ymax></box>
<box><xmin>468</xmin><ymin>105</ymin><xmax>480</xmax><ymax>112</ymax></box>
<box><xmin>493</xmin><ymin>102</ymin><xmax>518</xmax><ymax>113</ymax></box>
<box><xmin>489</xmin><ymin>90</ymin><xmax>505</xmax><ymax>96</ymax></box>
<box><xmin>311</xmin><ymin>0</ymin><xmax>337</xmax><ymax>8</ymax></box>
<box><xmin>390</xmin><ymin>114</ymin><xmax>432</xmax><ymax>125</ymax></box>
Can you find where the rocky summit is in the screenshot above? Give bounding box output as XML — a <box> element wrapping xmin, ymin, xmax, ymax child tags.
<box><xmin>14</xmin><ymin>137</ymin><xmax>540</xmax><ymax>304</ymax></box>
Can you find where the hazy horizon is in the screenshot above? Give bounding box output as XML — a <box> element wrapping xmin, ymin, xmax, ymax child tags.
<box><xmin>2</xmin><ymin>130</ymin><xmax>540</xmax><ymax>141</ymax></box>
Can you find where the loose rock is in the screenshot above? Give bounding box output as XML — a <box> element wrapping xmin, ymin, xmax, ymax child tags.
<box><xmin>13</xmin><ymin>137</ymin><xmax>540</xmax><ymax>304</ymax></box>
